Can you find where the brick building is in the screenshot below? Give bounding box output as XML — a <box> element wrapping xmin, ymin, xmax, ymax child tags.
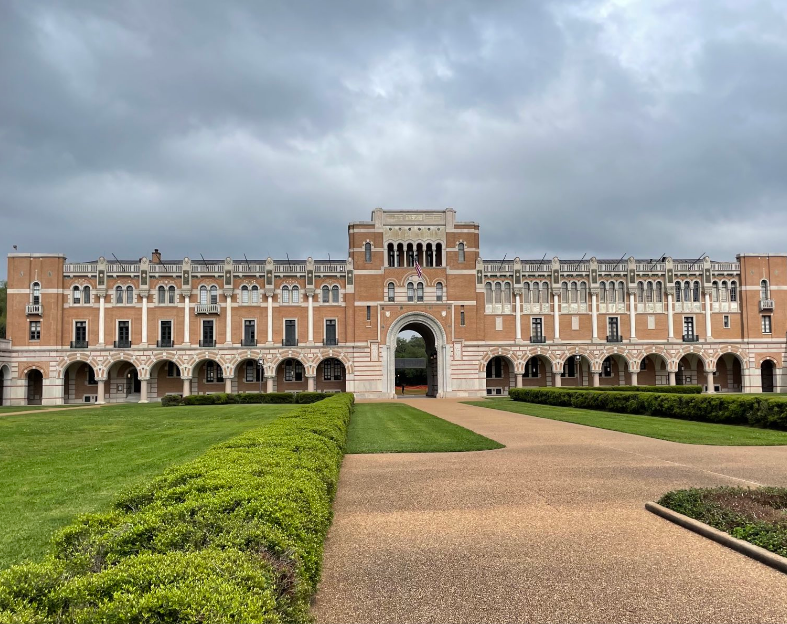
<box><xmin>0</xmin><ymin>208</ymin><xmax>784</xmax><ymax>405</ymax></box>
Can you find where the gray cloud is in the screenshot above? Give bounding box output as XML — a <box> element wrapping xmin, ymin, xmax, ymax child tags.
<box><xmin>1</xmin><ymin>0</ymin><xmax>786</xmax><ymax>278</ymax></box>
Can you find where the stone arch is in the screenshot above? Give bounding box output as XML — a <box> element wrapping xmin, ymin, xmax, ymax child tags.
<box><xmin>269</xmin><ymin>350</ymin><xmax>310</xmax><ymax>378</ymax></box>
<box><xmin>706</xmin><ymin>345</ymin><xmax>748</xmax><ymax>371</ymax></box>
<box><xmin>314</xmin><ymin>350</ymin><xmax>354</xmax><ymax>376</ymax></box>
<box><xmin>553</xmin><ymin>345</ymin><xmax>595</xmax><ymax>370</ymax></box>
<box><xmin>479</xmin><ymin>348</ymin><xmax>521</xmax><ymax>374</ymax></box>
<box><xmin>148</xmin><ymin>351</ymin><xmax>187</xmax><ymax>374</ymax></box>
<box><xmin>103</xmin><ymin>352</ymin><xmax>149</xmax><ymax>379</ymax></box>
<box><xmin>632</xmin><ymin>346</ymin><xmax>671</xmax><ymax>371</ymax></box>
<box><xmin>227</xmin><ymin>350</ymin><xmax>264</xmax><ymax>378</ymax></box>
<box><xmin>757</xmin><ymin>355</ymin><xmax>781</xmax><ymax>367</ymax></box>
<box><xmin>179</xmin><ymin>352</ymin><xmax>230</xmax><ymax>379</ymax></box>
<box><xmin>0</xmin><ymin>363</ymin><xmax>11</xmax><ymax>406</ymax></box>
<box><xmin>673</xmin><ymin>346</ymin><xmax>712</xmax><ymax>371</ymax></box>
<box><xmin>19</xmin><ymin>364</ymin><xmax>47</xmax><ymax>379</ymax></box>
<box><xmin>385</xmin><ymin>311</ymin><xmax>449</xmax><ymax>398</ymax></box>
<box><xmin>56</xmin><ymin>352</ymin><xmax>102</xmax><ymax>379</ymax></box>
<box><xmin>595</xmin><ymin>345</ymin><xmax>637</xmax><ymax>372</ymax></box>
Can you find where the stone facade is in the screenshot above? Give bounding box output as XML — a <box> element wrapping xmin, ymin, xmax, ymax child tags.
<box><xmin>1</xmin><ymin>208</ymin><xmax>785</xmax><ymax>405</ymax></box>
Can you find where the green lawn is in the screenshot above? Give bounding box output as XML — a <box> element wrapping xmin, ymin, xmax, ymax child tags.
<box><xmin>467</xmin><ymin>398</ymin><xmax>787</xmax><ymax>446</ymax></box>
<box><xmin>0</xmin><ymin>402</ymin><xmax>295</xmax><ymax>570</ymax></box>
<box><xmin>347</xmin><ymin>402</ymin><xmax>503</xmax><ymax>453</ymax></box>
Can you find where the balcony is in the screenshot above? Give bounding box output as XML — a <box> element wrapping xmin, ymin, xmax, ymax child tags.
<box><xmin>26</xmin><ymin>304</ymin><xmax>43</xmax><ymax>315</ymax></box>
<box><xmin>157</xmin><ymin>339</ymin><xmax>174</xmax><ymax>348</ymax></box>
<box><xmin>530</xmin><ymin>335</ymin><xmax>546</xmax><ymax>344</ymax></box>
<box><xmin>195</xmin><ymin>304</ymin><xmax>220</xmax><ymax>314</ymax></box>
<box><xmin>241</xmin><ymin>338</ymin><xmax>258</xmax><ymax>347</ymax></box>
<box><xmin>759</xmin><ymin>299</ymin><xmax>775</xmax><ymax>312</ymax></box>
<box><xmin>282</xmin><ymin>337</ymin><xmax>299</xmax><ymax>347</ymax></box>
<box><xmin>682</xmin><ymin>334</ymin><xmax>700</xmax><ymax>342</ymax></box>
<box><xmin>324</xmin><ymin>337</ymin><xmax>339</xmax><ymax>346</ymax></box>
<box><xmin>113</xmin><ymin>340</ymin><xmax>132</xmax><ymax>349</ymax></box>
<box><xmin>606</xmin><ymin>335</ymin><xmax>623</xmax><ymax>343</ymax></box>
<box><xmin>70</xmin><ymin>340</ymin><xmax>88</xmax><ymax>349</ymax></box>
<box><xmin>199</xmin><ymin>339</ymin><xmax>216</xmax><ymax>348</ymax></box>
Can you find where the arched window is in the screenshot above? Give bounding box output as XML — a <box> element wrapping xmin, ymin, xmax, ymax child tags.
<box><xmin>388</xmin><ymin>282</ymin><xmax>395</xmax><ymax>302</ymax></box>
<box><xmin>331</xmin><ymin>285</ymin><xmax>339</xmax><ymax>303</ymax></box>
<box><xmin>761</xmin><ymin>279</ymin><xmax>769</xmax><ymax>300</ymax></box>
<box><xmin>683</xmin><ymin>281</ymin><xmax>690</xmax><ymax>303</ymax></box>
<box><xmin>730</xmin><ymin>281</ymin><xmax>738</xmax><ymax>302</ymax></box>
<box><xmin>364</xmin><ymin>242</ymin><xmax>372</xmax><ymax>263</ymax></box>
<box><xmin>561</xmin><ymin>282</ymin><xmax>568</xmax><ymax>302</ymax></box>
<box><xmin>241</xmin><ymin>285</ymin><xmax>249</xmax><ymax>304</ymax></box>
<box><xmin>617</xmin><ymin>281</ymin><xmax>625</xmax><ymax>303</ymax></box>
<box><xmin>425</xmin><ymin>243</ymin><xmax>433</xmax><ymax>267</ymax></box>
<box><xmin>599</xmin><ymin>281</ymin><xmax>606</xmax><ymax>303</ymax></box>
<box><xmin>720</xmin><ymin>281</ymin><xmax>728</xmax><ymax>302</ymax></box>
<box><xmin>396</xmin><ymin>243</ymin><xmax>404</xmax><ymax>267</ymax></box>
<box><xmin>579</xmin><ymin>282</ymin><xmax>587</xmax><ymax>304</ymax></box>
<box><xmin>436</xmin><ymin>282</ymin><xmax>443</xmax><ymax>302</ymax></box>
<box><xmin>83</xmin><ymin>285</ymin><xmax>91</xmax><ymax>304</ymax></box>
<box><xmin>282</xmin><ymin>285</ymin><xmax>290</xmax><ymax>304</ymax></box>
<box><xmin>485</xmin><ymin>282</ymin><xmax>492</xmax><ymax>305</ymax></box>
<box><xmin>458</xmin><ymin>242</ymin><xmax>465</xmax><ymax>263</ymax></box>
<box><xmin>251</xmin><ymin>285</ymin><xmax>259</xmax><ymax>303</ymax></box>
<box><xmin>126</xmin><ymin>285</ymin><xmax>134</xmax><ymax>304</ymax></box>
<box><xmin>532</xmin><ymin>282</ymin><xmax>540</xmax><ymax>304</ymax></box>
<box><xmin>321</xmin><ymin>285</ymin><xmax>329</xmax><ymax>303</ymax></box>
<box><xmin>674</xmin><ymin>281</ymin><xmax>681</xmax><ymax>303</ymax></box>
<box><xmin>416</xmin><ymin>282</ymin><xmax>424</xmax><ymax>302</ymax></box>
<box><xmin>388</xmin><ymin>243</ymin><xmax>395</xmax><ymax>267</ymax></box>
<box><xmin>712</xmin><ymin>281</ymin><xmax>719</xmax><ymax>302</ymax></box>
<box><xmin>570</xmin><ymin>282</ymin><xmax>578</xmax><ymax>304</ymax></box>
<box><xmin>407</xmin><ymin>282</ymin><xmax>415</xmax><ymax>302</ymax></box>
<box><xmin>209</xmin><ymin>285</ymin><xmax>218</xmax><ymax>305</ymax></box>
<box><xmin>655</xmin><ymin>281</ymin><xmax>663</xmax><ymax>303</ymax></box>
<box><xmin>158</xmin><ymin>285</ymin><xmax>166</xmax><ymax>303</ymax></box>
<box><xmin>692</xmin><ymin>281</ymin><xmax>700</xmax><ymax>303</ymax></box>
<box><xmin>494</xmin><ymin>282</ymin><xmax>502</xmax><ymax>304</ymax></box>
<box><xmin>435</xmin><ymin>243</ymin><xmax>443</xmax><ymax>267</ymax></box>
<box><xmin>168</xmin><ymin>285</ymin><xmax>176</xmax><ymax>304</ymax></box>
<box><xmin>646</xmin><ymin>281</ymin><xmax>653</xmax><ymax>303</ymax></box>
<box><xmin>523</xmin><ymin>282</ymin><xmax>531</xmax><ymax>303</ymax></box>
<box><xmin>542</xmin><ymin>282</ymin><xmax>550</xmax><ymax>301</ymax></box>
<box><xmin>504</xmin><ymin>282</ymin><xmax>512</xmax><ymax>305</ymax></box>
<box><xmin>116</xmin><ymin>285</ymin><xmax>124</xmax><ymax>304</ymax></box>
<box><xmin>199</xmin><ymin>285</ymin><xmax>207</xmax><ymax>305</ymax></box>
<box><xmin>72</xmin><ymin>285</ymin><xmax>81</xmax><ymax>305</ymax></box>
<box><xmin>31</xmin><ymin>282</ymin><xmax>41</xmax><ymax>305</ymax></box>
<box><xmin>292</xmin><ymin>285</ymin><xmax>300</xmax><ymax>303</ymax></box>
<box><xmin>637</xmin><ymin>281</ymin><xmax>645</xmax><ymax>303</ymax></box>
<box><xmin>406</xmin><ymin>243</ymin><xmax>414</xmax><ymax>267</ymax></box>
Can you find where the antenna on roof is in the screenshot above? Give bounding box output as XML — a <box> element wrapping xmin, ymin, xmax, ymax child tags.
<box><xmin>539</xmin><ymin>253</ymin><xmax>547</xmax><ymax>271</ymax></box>
<box><xmin>199</xmin><ymin>254</ymin><xmax>207</xmax><ymax>265</ymax></box>
<box><xmin>243</xmin><ymin>253</ymin><xmax>251</xmax><ymax>272</ymax></box>
<box><xmin>497</xmin><ymin>254</ymin><xmax>507</xmax><ymax>272</ymax></box>
<box><xmin>575</xmin><ymin>253</ymin><xmax>587</xmax><ymax>272</ymax></box>
<box><xmin>691</xmin><ymin>252</ymin><xmax>706</xmax><ymax>270</ymax></box>
<box><xmin>111</xmin><ymin>253</ymin><xmax>120</xmax><ymax>263</ymax></box>
<box><xmin>649</xmin><ymin>253</ymin><xmax>666</xmax><ymax>271</ymax></box>
<box><xmin>286</xmin><ymin>253</ymin><xmax>291</xmax><ymax>271</ymax></box>
<box><xmin>612</xmin><ymin>253</ymin><xmax>627</xmax><ymax>271</ymax></box>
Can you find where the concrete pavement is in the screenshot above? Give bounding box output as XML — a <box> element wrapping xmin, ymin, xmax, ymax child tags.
<box><xmin>313</xmin><ymin>399</ymin><xmax>787</xmax><ymax>623</ymax></box>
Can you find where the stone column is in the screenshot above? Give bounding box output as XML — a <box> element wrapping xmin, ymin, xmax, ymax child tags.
<box><xmin>224</xmin><ymin>375</ymin><xmax>233</xmax><ymax>394</ymax></box>
<box><xmin>668</xmin><ymin>371</ymin><xmax>676</xmax><ymax>386</ymax></box>
<box><xmin>182</xmin><ymin>376</ymin><xmax>192</xmax><ymax>397</ymax></box>
<box><xmin>225</xmin><ymin>293</ymin><xmax>233</xmax><ymax>346</ymax></box>
<box><xmin>98</xmin><ymin>294</ymin><xmax>106</xmax><ymax>346</ymax></box>
<box><xmin>553</xmin><ymin>294</ymin><xmax>560</xmax><ymax>340</ymax></box>
<box><xmin>591</xmin><ymin>292</ymin><xmax>598</xmax><ymax>341</ymax></box>
<box><xmin>266</xmin><ymin>376</ymin><xmax>274</xmax><ymax>393</ymax></box>
<box><xmin>515</xmin><ymin>293</ymin><xmax>522</xmax><ymax>342</ymax></box>
<box><xmin>141</xmin><ymin>295</ymin><xmax>148</xmax><ymax>346</ymax></box>
<box><xmin>630</xmin><ymin>371</ymin><xmax>639</xmax><ymax>386</ymax></box>
<box><xmin>592</xmin><ymin>372</ymin><xmax>600</xmax><ymax>387</ymax></box>
<box><xmin>307</xmin><ymin>375</ymin><xmax>316</xmax><ymax>392</ymax></box>
<box><xmin>629</xmin><ymin>292</ymin><xmax>636</xmax><ymax>339</ymax></box>
<box><xmin>515</xmin><ymin>373</ymin><xmax>522</xmax><ymax>388</ymax></box>
<box><xmin>704</xmin><ymin>292</ymin><xmax>712</xmax><ymax>339</ymax></box>
<box><xmin>553</xmin><ymin>373</ymin><xmax>562</xmax><ymax>387</ymax></box>
<box><xmin>183</xmin><ymin>295</ymin><xmax>191</xmax><ymax>346</ymax></box>
<box><xmin>267</xmin><ymin>294</ymin><xmax>273</xmax><ymax>345</ymax></box>
<box><xmin>96</xmin><ymin>378</ymin><xmax>106</xmax><ymax>405</ymax></box>
<box><xmin>667</xmin><ymin>292</ymin><xmax>674</xmax><ymax>339</ymax></box>
<box><xmin>706</xmin><ymin>371</ymin><xmax>715</xmax><ymax>393</ymax></box>
<box><xmin>307</xmin><ymin>294</ymin><xmax>314</xmax><ymax>344</ymax></box>
<box><xmin>139</xmin><ymin>378</ymin><xmax>149</xmax><ymax>403</ymax></box>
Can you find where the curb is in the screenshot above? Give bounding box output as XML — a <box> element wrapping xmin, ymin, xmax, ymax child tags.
<box><xmin>645</xmin><ymin>501</ymin><xmax>787</xmax><ymax>575</ymax></box>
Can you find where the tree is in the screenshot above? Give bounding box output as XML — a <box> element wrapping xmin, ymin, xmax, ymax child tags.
<box><xmin>395</xmin><ymin>334</ymin><xmax>427</xmax><ymax>385</ymax></box>
<box><xmin>0</xmin><ymin>280</ymin><xmax>6</xmax><ymax>339</ymax></box>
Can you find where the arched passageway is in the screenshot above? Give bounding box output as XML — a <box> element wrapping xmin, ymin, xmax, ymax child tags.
<box><xmin>560</xmin><ymin>354</ymin><xmax>592</xmax><ymax>387</ymax></box>
<box><xmin>486</xmin><ymin>356</ymin><xmax>516</xmax><ymax>395</ymax></box>
<box><xmin>150</xmin><ymin>359</ymin><xmax>183</xmax><ymax>400</ymax></box>
<box><xmin>26</xmin><ymin>370</ymin><xmax>43</xmax><ymax>405</ymax></box>
<box><xmin>761</xmin><ymin>360</ymin><xmax>775</xmax><ymax>393</ymax></box>
<box><xmin>715</xmin><ymin>354</ymin><xmax>743</xmax><ymax>392</ymax></box>
<box><xmin>193</xmin><ymin>359</ymin><xmax>225</xmax><ymax>394</ymax></box>
<box><xmin>275</xmin><ymin>358</ymin><xmax>307</xmax><ymax>393</ymax></box>
<box><xmin>0</xmin><ymin>364</ymin><xmax>8</xmax><ymax>406</ymax></box>
<box><xmin>521</xmin><ymin>355</ymin><xmax>552</xmax><ymax>387</ymax></box>
<box><xmin>637</xmin><ymin>354</ymin><xmax>670</xmax><ymax>386</ymax></box>
<box><xmin>677</xmin><ymin>355</ymin><xmax>705</xmax><ymax>387</ymax></box>
<box><xmin>236</xmin><ymin>358</ymin><xmax>265</xmax><ymax>394</ymax></box>
<box><xmin>63</xmin><ymin>362</ymin><xmax>98</xmax><ymax>404</ymax></box>
<box><xmin>106</xmin><ymin>361</ymin><xmax>141</xmax><ymax>402</ymax></box>
<box><xmin>316</xmin><ymin>358</ymin><xmax>347</xmax><ymax>393</ymax></box>
<box><xmin>385</xmin><ymin>312</ymin><xmax>448</xmax><ymax>398</ymax></box>
<box><xmin>599</xmin><ymin>354</ymin><xmax>631</xmax><ymax>386</ymax></box>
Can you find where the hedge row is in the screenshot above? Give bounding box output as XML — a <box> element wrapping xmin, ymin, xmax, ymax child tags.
<box><xmin>0</xmin><ymin>393</ymin><xmax>355</xmax><ymax>624</ymax></box>
<box><xmin>560</xmin><ymin>385</ymin><xmax>702</xmax><ymax>394</ymax></box>
<box><xmin>162</xmin><ymin>391</ymin><xmax>330</xmax><ymax>407</ymax></box>
<box><xmin>508</xmin><ymin>387</ymin><xmax>787</xmax><ymax>429</ymax></box>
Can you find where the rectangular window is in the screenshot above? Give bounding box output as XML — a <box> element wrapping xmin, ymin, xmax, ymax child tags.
<box><xmin>245</xmin><ymin>361</ymin><xmax>261</xmax><ymax>383</ymax></box>
<box><xmin>531</xmin><ymin>317</ymin><xmax>543</xmax><ymax>338</ymax></box>
<box><xmin>75</xmin><ymin>321</ymin><xmax>87</xmax><ymax>342</ymax></box>
<box><xmin>284</xmin><ymin>319</ymin><xmax>297</xmax><ymax>345</ymax></box>
<box><xmin>562</xmin><ymin>357</ymin><xmax>577</xmax><ymax>378</ymax></box>
<box><xmin>602</xmin><ymin>358</ymin><xmax>612</xmax><ymax>377</ymax></box>
<box><xmin>325</xmin><ymin>319</ymin><xmax>337</xmax><ymax>345</ymax></box>
<box><xmin>683</xmin><ymin>317</ymin><xmax>694</xmax><ymax>338</ymax></box>
<box><xmin>524</xmin><ymin>358</ymin><xmax>539</xmax><ymax>378</ymax></box>
<box><xmin>202</xmin><ymin>320</ymin><xmax>214</xmax><ymax>342</ymax></box>
<box><xmin>167</xmin><ymin>362</ymin><xmax>180</xmax><ymax>378</ymax></box>
<box><xmin>762</xmin><ymin>315</ymin><xmax>772</xmax><ymax>334</ymax></box>
<box><xmin>160</xmin><ymin>320</ymin><xmax>172</xmax><ymax>345</ymax></box>
<box><xmin>206</xmin><ymin>361</ymin><xmax>215</xmax><ymax>383</ymax></box>
<box><xmin>366</xmin><ymin>305</ymin><xmax>371</xmax><ymax>322</ymax></box>
<box><xmin>608</xmin><ymin>317</ymin><xmax>619</xmax><ymax>339</ymax></box>
<box><xmin>244</xmin><ymin>319</ymin><xmax>256</xmax><ymax>344</ymax></box>
<box><xmin>323</xmin><ymin>360</ymin><xmax>333</xmax><ymax>381</ymax></box>
<box><xmin>87</xmin><ymin>367</ymin><xmax>97</xmax><ymax>385</ymax></box>
<box><xmin>723</xmin><ymin>315</ymin><xmax>730</xmax><ymax>329</ymax></box>
<box><xmin>460</xmin><ymin>306</ymin><xmax>465</xmax><ymax>327</ymax></box>
<box><xmin>29</xmin><ymin>321</ymin><xmax>41</xmax><ymax>341</ymax></box>
<box><xmin>118</xmin><ymin>321</ymin><xmax>130</xmax><ymax>344</ymax></box>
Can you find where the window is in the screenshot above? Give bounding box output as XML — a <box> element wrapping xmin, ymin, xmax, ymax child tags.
<box><xmin>284</xmin><ymin>319</ymin><xmax>297</xmax><ymax>345</ymax></box>
<box><xmin>486</xmin><ymin>358</ymin><xmax>503</xmax><ymax>379</ymax></box>
<box><xmin>87</xmin><ymin>367</ymin><xmax>97</xmax><ymax>385</ymax></box>
<box><xmin>533</xmin><ymin>283</ymin><xmax>542</xmax><ymax>304</ymax></box>
<box><xmin>366</xmin><ymin>305</ymin><xmax>371</xmax><ymax>321</ymax></box>
<box><xmin>29</xmin><ymin>321</ymin><xmax>41</xmax><ymax>341</ymax></box>
<box><xmin>720</xmin><ymin>281</ymin><xmax>728</xmax><ymax>302</ymax></box>
<box><xmin>245</xmin><ymin>361</ymin><xmax>260</xmax><ymax>383</ymax></box>
<box><xmin>323</xmin><ymin>358</ymin><xmax>343</xmax><ymax>381</ymax></box>
<box><xmin>72</xmin><ymin>286</ymin><xmax>81</xmax><ymax>305</ymax></box>
<box><xmin>322</xmin><ymin>285</ymin><xmax>329</xmax><ymax>303</ymax></box>
<box><xmin>504</xmin><ymin>282</ymin><xmax>512</xmax><ymax>305</ymax></box>
<box><xmin>579</xmin><ymin>282</ymin><xmax>587</xmax><ymax>304</ymax></box>
<box><xmin>570</xmin><ymin>282</ymin><xmax>578</xmax><ymax>304</ymax></box>
<box><xmin>199</xmin><ymin>285</ymin><xmax>207</xmax><ymax>305</ymax></box>
<box><xmin>531</xmin><ymin>317</ymin><xmax>543</xmax><ymax>338</ymax></box>
<box><xmin>646</xmin><ymin>282</ymin><xmax>653</xmax><ymax>303</ymax></box>
<box><xmin>524</xmin><ymin>358</ymin><xmax>539</xmax><ymax>378</ymax></box>
<box><xmin>683</xmin><ymin>281</ymin><xmax>690</xmax><ymax>303</ymax></box>
<box><xmin>762</xmin><ymin>315</ymin><xmax>772</xmax><ymax>334</ymax></box>
<box><xmin>209</xmin><ymin>285</ymin><xmax>218</xmax><ymax>305</ymax></box>
<box><xmin>117</xmin><ymin>321</ymin><xmax>130</xmax><ymax>345</ymax></box>
<box><xmin>84</xmin><ymin>285</ymin><xmax>91</xmax><ymax>303</ymax></box>
<box><xmin>460</xmin><ymin>306</ymin><xmax>465</xmax><ymax>326</ymax></box>
<box><xmin>408</xmin><ymin>283</ymin><xmax>415</xmax><ymax>302</ymax></box>
<box><xmin>74</xmin><ymin>321</ymin><xmax>87</xmax><ymax>343</ymax></box>
<box><xmin>284</xmin><ymin>359</ymin><xmax>303</xmax><ymax>382</ymax></box>
<box><xmin>158</xmin><ymin>286</ymin><xmax>166</xmax><ymax>303</ymax></box>
<box><xmin>730</xmin><ymin>281</ymin><xmax>738</xmax><ymax>302</ymax></box>
<box><xmin>160</xmin><ymin>320</ymin><xmax>172</xmax><ymax>346</ymax></box>
<box><xmin>674</xmin><ymin>281</ymin><xmax>681</xmax><ymax>303</ymax></box>
<box><xmin>126</xmin><ymin>285</ymin><xmax>134</xmax><ymax>304</ymax></box>
<box><xmin>436</xmin><ymin>282</ymin><xmax>443</xmax><ymax>302</ymax></box>
<box><xmin>244</xmin><ymin>319</ymin><xmax>256</xmax><ymax>344</ymax></box>
<box><xmin>387</xmin><ymin>282</ymin><xmax>395</xmax><ymax>302</ymax></box>
<box><xmin>655</xmin><ymin>281</ymin><xmax>663</xmax><ymax>303</ymax></box>
<box><xmin>458</xmin><ymin>242</ymin><xmax>465</xmax><ymax>263</ymax></box>
<box><xmin>712</xmin><ymin>281</ymin><xmax>719</xmax><ymax>303</ymax></box>
<box><xmin>683</xmin><ymin>316</ymin><xmax>695</xmax><ymax>338</ymax></box>
<box><xmin>241</xmin><ymin>286</ymin><xmax>249</xmax><ymax>304</ymax></box>
<box><xmin>561</xmin><ymin>282</ymin><xmax>568</xmax><ymax>302</ymax></box>
<box><xmin>485</xmin><ymin>283</ymin><xmax>492</xmax><ymax>305</ymax></box>
<box><xmin>291</xmin><ymin>285</ymin><xmax>300</xmax><ymax>303</ymax></box>
<box><xmin>251</xmin><ymin>285</ymin><xmax>259</xmax><ymax>303</ymax></box>
<box><xmin>115</xmin><ymin>286</ymin><xmax>124</xmax><ymax>304</ymax></box>
<box><xmin>640</xmin><ymin>359</ymin><xmax>647</xmax><ymax>372</ymax></box>
<box><xmin>723</xmin><ymin>315</ymin><xmax>730</xmax><ymax>329</ymax></box>
<box><xmin>637</xmin><ymin>282</ymin><xmax>644</xmax><ymax>303</ymax></box>
<box><xmin>617</xmin><ymin>281</ymin><xmax>625</xmax><ymax>303</ymax></box>
<box><xmin>165</xmin><ymin>286</ymin><xmax>173</xmax><ymax>304</ymax></box>
<box><xmin>416</xmin><ymin>282</ymin><xmax>424</xmax><ymax>302</ymax></box>
<box><xmin>692</xmin><ymin>281</ymin><xmax>700</xmax><ymax>303</ymax></box>
<box><xmin>167</xmin><ymin>362</ymin><xmax>181</xmax><ymax>378</ymax></box>
<box><xmin>599</xmin><ymin>282</ymin><xmax>606</xmax><ymax>303</ymax></box>
<box><xmin>608</xmin><ymin>317</ymin><xmax>619</xmax><ymax>339</ymax></box>
<box><xmin>206</xmin><ymin>361</ymin><xmax>216</xmax><ymax>383</ymax></box>
<box><xmin>562</xmin><ymin>357</ymin><xmax>576</xmax><ymax>378</ymax></box>
<box><xmin>332</xmin><ymin>285</ymin><xmax>339</xmax><ymax>303</ymax></box>
<box><xmin>425</xmin><ymin>243</ymin><xmax>433</xmax><ymax>267</ymax></box>
<box><xmin>388</xmin><ymin>243</ymin><xmax>395</xmax><ymax>267</ymax></box>
<box><xmin>282</xmin><ymin>285</ymin><xmax>290</xmax><ymax>304</ymax></box>
<box><xmin>202</xmin><ymin>320</ymin><xmax>214</xmax><ymax>344</ymax></box>
<box><xmin>761</xmin><ymin>280</ymin><xmax>770</xmax><ymax>300</ymax></box>
<box><xmin>31</xmin><ymin>282</ymin><xmax>41</xmax><ymax>305</ymax></box>
<box><xmin>365</xmin><ymin>242</ymin><xmax>372</xmax><ymax>263</ymax></box>
<box><xmin>602</xmin><ymin>357</ymin><xmax>613</xmax><ymax>377</ymax></box>
<box><xmin>495</xmin><ymin>282</ymin><xmax>502</xmax><ymax>304</ymax></box>
<box><xmin>325</xmin><ymin>319</ymin><xmax>337</xmax><ymax>344</ymax></box>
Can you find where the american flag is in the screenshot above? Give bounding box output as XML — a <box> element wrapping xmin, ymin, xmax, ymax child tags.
<box><xmin>414</xmin><ymin>258</ymin><xmax>423</xmax><ymax>279</ymax></box>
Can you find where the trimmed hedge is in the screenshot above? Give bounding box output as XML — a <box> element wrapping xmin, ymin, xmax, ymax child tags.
<box><xmin>164</xmin><ymin>391</ymin><xmax>331</xmax><ymax>407</ymax></box>
<box><xmin>0</xmin><ymin>393</ymin><xmax>354</xmax><ymax>623</ymax></box>
<box><xmin>560</xmin><ymin>385</ymin><xmax>702</xmax><ymax>395</ymax></box>
<box><xmin>509</xmin><ymin>387</ymin><xmax>787</xmax><ymax>430</ymax></box>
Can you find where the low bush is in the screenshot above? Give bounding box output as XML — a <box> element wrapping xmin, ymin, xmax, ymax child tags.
<box><xmin>160</xmin><ymin>394</ymin><xmax>183</xmax><ymax>407</ymax></box>
<box><xmin>560</xmin><ymin>385</ymin><xmax>702</xmax><ymax>394</ymax></box>
<box><xmin>0</xmin><ymin>393</ymin><xmax>355</xmax><ymax>623</ymax></box>
<box><xmin>508</xmin><ymin>387</ymin><xmax>787</xmax><ymax>430</ymax></box>
<box><xmin>658</xmin><ymin>487</ymin><xmax>787</xmax><ymax>557</ymax></box>
<box><xmin>173</xmin><ymin>391</ymin><xmax>331</xmax><ymax>407</ymax></box>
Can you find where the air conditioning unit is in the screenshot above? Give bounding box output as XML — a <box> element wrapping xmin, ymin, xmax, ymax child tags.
<box><xmin>84</xmin><ymin>395</ymin><xmax>97</xmax><ymax>403</ymax></box>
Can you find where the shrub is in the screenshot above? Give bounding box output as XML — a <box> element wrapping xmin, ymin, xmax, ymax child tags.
<box><xmin>0</xmin><ymin>393</ymin><xmax>355</xmax><ymax>623</ymax></box>
<box><xmin>560</xmin><ymin>385</ymin><xmax>702</xmax><ymax>395</ymax></box>
<box><xmin>170</xmin><ymin>392</ymin><xmax>331</xmax><ymax>407</ymax></box>
<box><xmin>160</xmin><ymin>394</ymin><xmax>182</xmax><ymax>407</ymax></box>
<box><xmin>508</xmin><ymin>387</ymin><xmax>787</xmax><ymax>430</ymax></box>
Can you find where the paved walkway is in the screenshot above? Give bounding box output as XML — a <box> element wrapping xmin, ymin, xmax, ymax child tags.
<box><xmin>314</xmin><ymin>399</ymin><xmax>787</xmax><ymax>623</ymax></box>
<box><xmin>0</xmin><ymin>405</ymin><xmax>103</xmax><ymax>418</ymax></box>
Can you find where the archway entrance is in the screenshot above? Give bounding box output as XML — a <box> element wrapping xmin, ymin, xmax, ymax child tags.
<box><xmin>27</xmin><ymin>370</ymin><xmax>43</xmax><ymax>405</ymax></box>
<box><xmin>0</xmin><ymin>365</ymin><xmax>7</xmax><ymax>406</ymax></box>
<box><xmin>761</xmin><ymin>360</ymin><xmax>775</xmax><ymax>393</ymax></box>
<box><xmin>385</xmin><ymin>312</ymin><xmax>448</xmax><ymax>398</ymax></box>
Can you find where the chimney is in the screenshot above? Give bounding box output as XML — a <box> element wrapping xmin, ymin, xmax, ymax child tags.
<box><xmin>152</xmin><ymin>249</ymin><xmax>162</xmax><ymax>264</ymax></box>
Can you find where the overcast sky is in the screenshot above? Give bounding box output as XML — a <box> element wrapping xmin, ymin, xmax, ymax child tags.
<box><xmin>2</xmin><ymin>1</ymin><xmax>786</xmax><ymax>279</ymax></box>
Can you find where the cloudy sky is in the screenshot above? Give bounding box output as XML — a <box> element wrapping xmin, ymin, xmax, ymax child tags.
<box><xmin>2</xmin><ymin>0</ymin><xmax>786</xmax><ymax>279</ymax></box>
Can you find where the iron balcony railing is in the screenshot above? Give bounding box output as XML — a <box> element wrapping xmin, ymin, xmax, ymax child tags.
<box><xmin>70</xmin><ymin>340</ymin><xmax>88</xmax><ymax>349</ymax></box>
<box><xmin>114</xmin><ymin>339</ymin><xmax>132</xmax><ymax>349</ymax></box>
<box><xmin>759</xmin><ymin>299</ymin><xmax>775</xmax><ymax>311</ymax></box>
<box><xmin>241</xmin><ymin>338</ymin><xmax>257</xmax><ymax>347</ymax></box>
<box><xmin>195</xmin><ymin>303</ymin><xmax>221</xmax><ymax>314</ymax></box>
<box><xmin>682</xmin><ymin>334</ymin><xmax>700</xmax><ymax>342</ymax></box>
<box><xmin>282</xmin><ymin>337</ymin><xmax>298</xmax><ymax>347</ymax></box>
<box><xmin>199</xmin><ymin>339</ymin><xmax>216</xmax><ymax>347</ymax></box>
<box><xmin>324</xmin><ymin>337</ymin><xmax>338</xmax><ymax>346</ymax></box>
<box><xmin>25</xmin><ymin>304</ymin><xmax>43</xmax><ymax>315</ymax></box>
<box><xmin>530</xmin><ymin>335</ymin><xmax>546</xmax><ymax>343</ymax></box>
<box><xmin>606</xmin><ymin>335</ymin><xmax>623</xmax><ymax>343</ymax></box>
<box><xmin>157</xmin><ymin>339</ymin><xmax>174</xmax><ymax>348</ymax></box>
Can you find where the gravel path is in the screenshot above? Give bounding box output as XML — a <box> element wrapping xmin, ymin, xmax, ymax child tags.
<box><xmin>314</xmin><ymin>399</ymin><xmax>787</xmax><ymax>623</ymax></box>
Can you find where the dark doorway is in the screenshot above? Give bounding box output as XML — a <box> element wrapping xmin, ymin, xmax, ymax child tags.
<box><xmin>761</xmin><ymin>361</ymin><xmax>775</xmax><ymax>393</ymax></box>
<box><xmin>395</xmin><ymin>325</ymin><xmax>437</xmax><ymax>397</ymax></box>
<box><xmin>126</xmin><ymin>368</ymin><xmax>141</xmax><ymax>395</ymax></box>
<box><xmin>27</xmin><ymin>370</ymin><xmax>43</xmax><ymax>405</ymax></box>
